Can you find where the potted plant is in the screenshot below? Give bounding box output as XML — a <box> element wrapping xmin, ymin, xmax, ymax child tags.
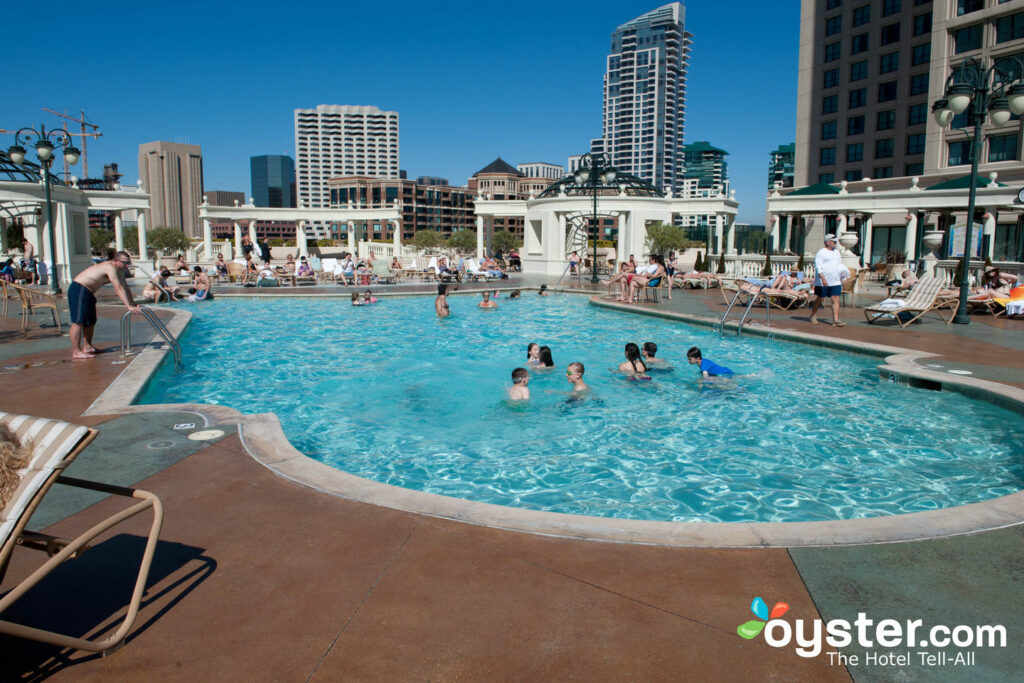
<box><xmin>884</xmin><ymin>248</ymin><xmax>908</xmax><ymax>280</ymax></box>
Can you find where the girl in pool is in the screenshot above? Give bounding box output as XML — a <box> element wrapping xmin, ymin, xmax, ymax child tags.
<box><xmin>351</xmin><ymin>292</ymin><xmax>364</xmax><ymax>306</ymax></box>
<box><xmin>618</xmin><ymin>342</ymin><xmax>649</xmax><ymax>378</ymax></box>
<box><xmin>527</xmin><ymin>343</ymin><xmax>542</xmax><ymax>366</ymax></box>
<box><xmin>537</xmin><ymin>345</ymin><xmax>555</xmax><ymax>370</ymax></box>
<box><xmin>363</xmin><ymin>290</ymin><xmax>378</xmax><ymax>304</ymax></box>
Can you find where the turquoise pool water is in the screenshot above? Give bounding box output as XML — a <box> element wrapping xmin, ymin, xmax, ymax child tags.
<box><xmin>139</xmin><ymin>294</ymin><xmax>1024</xmax><ymax>523</ymax></box>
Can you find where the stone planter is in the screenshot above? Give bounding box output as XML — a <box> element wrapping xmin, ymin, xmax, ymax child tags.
<box><xmin>885</xmin><ymin>263</ymin><xmax>907</xmax><ymax>280</ymax></box>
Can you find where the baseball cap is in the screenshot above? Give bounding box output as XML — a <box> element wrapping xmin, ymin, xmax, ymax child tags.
<box><xmin>824</xmin><ymin>233</ymin><xmax>837</xmax><ymax>242</ymax></box>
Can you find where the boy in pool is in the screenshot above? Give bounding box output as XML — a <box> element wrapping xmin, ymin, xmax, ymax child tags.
<box><xmin>566</xmin><ymin>362</ymin><xmax>588</xmax><ymax>393</ymax></box>
<box><xmin>479</xmin><ymin>291</ymin><xmax>497</xmax><ymax>309</ymax></box>
<box><xmin>509</xmin><ymin>367</ymin><xmax>530</xmax><ymax>400</ymax></box>
<box><xmin>641</xmin><ymin>341</ymin><xmax>669</xmax><ymax>368</ymax></box>
<box><xmin>686</xmin><ymin>346</ymin><xmax>734</xmax><ymax>378</ymax></box>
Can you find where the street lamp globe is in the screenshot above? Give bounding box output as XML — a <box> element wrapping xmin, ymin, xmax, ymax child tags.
<box><xmin>63</xmin><ymin>146</ymin><xmax>81</xmax><ymax>166</ymax></box>
<box><xmin>35</xmin><ymin>139</ymin><xmax>54</xmax><ymax>162</ymax></box>
<box><xmin>7</xmin><ymin>145</ymin><xmax>26</xmax><ymax>164</ymax></box>
<box><xmin>946</xmin><ymin>83</ymin><xmax>975</xmax><ymax>114</ymax></box>
<box><xmin>932</xmin><ymin>99</ymin><xmax>953</xmax><ymax>126</ymax></box>
<box><xmin>1007</xmin><ymin>83</ymin><xmax>1024</xmax><ymax>115</ymax></box>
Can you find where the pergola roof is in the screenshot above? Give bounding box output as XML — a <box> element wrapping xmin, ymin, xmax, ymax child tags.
<box><xmin>0</xmin><ymin>150</ymin><xmax>65</xmax><ymax>186</ymax></box>
<box><xmin>925</xmin><ymin>174</ymin><xmax>1007</xmax><ymax>191</ymax></box>
<box><xmin>785</xmin><ymin>181</ymin><xmax>841</xmax><ymax>196</ymax></box>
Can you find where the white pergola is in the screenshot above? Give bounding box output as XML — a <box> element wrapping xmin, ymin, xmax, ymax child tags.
<box><xmin>197</xmin><ymin>201</ymin><xmax>402</xmax><ymax>258</ymax></box>
<box><xmin>474</xmin><ymin>190</ymin><xmax>740</xmax><ymax>276</ymax></box>
<box><xmin>0</xmin><ymin>179</ymin><xmax>150</xmax><ymax>283</ymax></box>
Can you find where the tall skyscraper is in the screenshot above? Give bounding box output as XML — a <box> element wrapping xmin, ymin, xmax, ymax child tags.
<box><xmin>250</xmin><ymin>155</ymin><xmax>296</xmax><ymax>207</ymax></box>
<box><xmin>138</xmin><ymin>141</ymin><xmax>204</xmax><ymax>238</ymax></box>
<box><xmin>680</xmin><ymin>141</ymin><xmax>728</xmax><ymax>191</ymax></box>
<box><xmin>294</xmin><ymin>105</ymin><xmax>399</xmax><ymax>236</ymax></box>
<box><xmin>794</xmin><ymin>0</ymin><xmax>1024</xmax><ymax>187</ymax></box>
<box><xmin>768</xmin><ymin>143</ymin><xmax>795</xmax><ymax>189</ymax></box>
<box><xmin>593</xmin><ymin>3</ymin><xmax>691</xmax><ymax>191</ymax></box>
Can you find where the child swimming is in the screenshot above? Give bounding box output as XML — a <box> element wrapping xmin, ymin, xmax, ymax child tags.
<box><xmin>566</xmin><ymin>361</ymin><xmax>589</xmax><ymax>393</ymax></box>
<box><xmin>509</xmin><ymin>367</ymin><xmax>530</xmax><ymax>400</ymax></box>
<box><xmin>686</xmin><ymin>346</ymin><xmax>734</xmax><ymax>378</ymax></box>
<box><xmin>527</xmin><ymin>343</ymin><xmax>542</xmax><ymax>366</ymax></box>
<box><xmin>537</xmin><ymin>345</ymin><xmax>555</xmax><ymax>369</ymax></box>
<box><xmin>618</xmin><ymin>343</ymin><xmax>649</xmax><ymax>378</ymax></box>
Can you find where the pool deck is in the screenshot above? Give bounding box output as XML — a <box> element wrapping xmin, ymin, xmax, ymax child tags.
<box><xmin>1</xmin><ymin>276</ymin><xmax>1023</xmax><ymax>681</ymax></box>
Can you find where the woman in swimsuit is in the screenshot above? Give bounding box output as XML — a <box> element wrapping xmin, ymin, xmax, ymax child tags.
<box><xmin>618</xmin><ymin>342</ymin><xmax>649</xmax><ymax>377</ymax></box>
<box><xmin>626</xmin><ymin>255</ymin><xmax>667</xmax><ymax>303</ymax></box>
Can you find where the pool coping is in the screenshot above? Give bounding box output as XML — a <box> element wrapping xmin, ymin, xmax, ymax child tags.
<box><xmin>82</xmin><ymin>294</ymin><xmax>1024</xmax><ymax>548</ymax></box>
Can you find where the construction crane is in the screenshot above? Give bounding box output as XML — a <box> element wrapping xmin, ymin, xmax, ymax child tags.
<box><xmin>41</xmin><ymin>108</ymin><xmax>102</xmax><ymax>180</ymax></box>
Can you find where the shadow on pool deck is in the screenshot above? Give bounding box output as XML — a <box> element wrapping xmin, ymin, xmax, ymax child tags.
<box><xmin>1</xmin><ymin>285</ymin><xmax>1022</xmax><ymax>681</ymax></box>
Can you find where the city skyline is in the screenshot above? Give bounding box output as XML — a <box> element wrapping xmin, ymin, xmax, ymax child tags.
<box><xmin>2</xmin><ymin>1</ymin><xmax>800</xmax><ymax>224</ymax></box>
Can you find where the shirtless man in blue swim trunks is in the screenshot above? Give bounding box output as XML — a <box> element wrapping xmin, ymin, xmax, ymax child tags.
<box><xmin>68</xmin><ymin>251</ymin><xmax>140</xmax><ymax>359</ymax></box>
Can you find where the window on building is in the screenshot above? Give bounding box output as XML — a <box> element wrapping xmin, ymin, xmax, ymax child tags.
<box><xmin>880</xmin><ymin>52</ymin><xmax>900</xmax><ymax>73</ymax></box>
<box><xmin>847</xmin><ymin>142</ymin><xmax>864</xmax><ymax>162</ymax></box>
<box><xmin>877</xmin><ymin>109</ymin><xmax>897</xmax><ymax>130</ymax></box>
<box><xmin>997</xmin><ymin>12</ymin><xmax>1024</xmax><ymax>43</ymax></box>
<box><xmin>989</xmin><ymin>133</ymin><xmax>1019</xmax><ymax>162</ymax></box>
<box><xmin>845</xmin><ymin>169</ymin><xmax>864</xmax><ymax>181</ymax></box>
<box><xmin>909</xmin><ymin>72</ymin><xmax>929</xmax><ymax>95</ymax></box>
<box><xmin>948</xmin><ymin>140</ymin><xmax>971</xmax><ymax>166</ymax></box>
<box><xmin>952</xmin><ymin>110</ymin><xmax>970</xmax><ymax>129</ymax></box>
<box><xmin>955</xmin><ymin>25</ymin><xmax>983</xmax><ymax>53</ymax></box>
<box><xmin>881</xmin><ymin>22</ymin><xmax>901</xmax><ymax>45</ymax></box>
<box><xmin>878</xmin><ymin>81</ymin><xmax>898</xmax><ymax>102</ymax></box>
<box><xmin>849</xmin><ymin>88</ymin><xmax>867</xmax><ymax>108</ymax></box>
<box><xmin>851</xmin><ymin>60</ymin><xmax>868</xmax><ymax>81</ymax></box>
<box><xmin>824</xmin><ymin>68</ymin><xmax>840</xmax><ymax>88</ymax></box>
<box><xmin>848</xmin><ymin>115</ymin><xmax>866</xmax><ymax>135</ymax></box>
<box><xmin>912</xmin><ymin>42</ymin><xmax>931</xmax><ymax>65</ymax></box>
<box><xmin>822</xmin><ymin>120</ymin><xmax>838</xmax><ymax>139</ymax></box>
<box><xmin>957</xmin><ymin>0</ymin><xmax>983</xmax><ymax>16</ymax></box>
<box><xmin>882</xmin><ymin>0</ymin><xmax>901</xmax><ymax>16</ymax></box>
<box><xmin>825</xmin><ymin>41</ymin><xmax>842</xmax><ymax>61</ymax></box>
<box><xmin>826</xmin><ymin>15</ymin><xmax>842</xmax><ymax>35</ymax></box>
<box><xmin>908</xmin><ymin>103</ymin><xmax>928</xmax><ymax>125</ymax></box>
<box><xmin>913</xmin><ymin>12</ymin><xmax>931</xmax><ymax>35</ymax></box>
<box><xmin>851</xmin><ymin>33</ymin><xmax>869</xmax><ymax>53</ymax></box>
<box><xmin>827</xmin><ymin>0</ymin><xmax>842</xmax><ymax>7</ymax></box>
<box><xmin>874</xmin><ymin>166</ymin><xmax>894</xmax><ymax>178</ymax></box>
<box><xmin>905</xmin><ymin>162</ymin><xmax>924</xmax><ymax>175</ymax></box>
<box><xmin>906</xmin><ymin>133</ymin><xmax>926</xmax><ymax>155</ymax></box>
<box><xmin>876</xmin><ymin>138</ymin><xmax>895</xmax><ymax>158</ymax></box>
<box><xmin>823</xmin><ymin>94</ymin><xmax>839</xmax><ymax>114</ymax></box>
<box><xmin>820</xmin><ymin>147</ymin><xmax>836</xmax><ymax>165</ymax></box>
<box><xmin>819</xmin><ymin>172</ymin><xmax>836</xmax><ymax>183</ymax></box>
<box><xmin>914</xmin><ymin>0</ymin><xmax>930</xmax><ymax>5</ymax></box>
<box><xmin>853</xmin><ymin>4</ymin><xmax>871</xmax><ymax>26</ymax></box>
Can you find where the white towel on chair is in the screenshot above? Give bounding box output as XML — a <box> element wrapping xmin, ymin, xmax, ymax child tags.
<box><xmin>877</xmin><ymin>298</ymin><xmax>907</xmax><ymax>309</ymax></box>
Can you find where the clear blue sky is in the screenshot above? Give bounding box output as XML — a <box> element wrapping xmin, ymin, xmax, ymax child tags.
<box><xmin>2</xmin><ymin>0</ymin><xmax>799</xmax><ymax>224</ymax></box>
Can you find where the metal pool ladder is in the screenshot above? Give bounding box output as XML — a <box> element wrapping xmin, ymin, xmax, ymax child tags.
<box><xmin>719</xmin><ymin>281</ymin><xmax>771</xmax><ymax>337</ymax></box>
<box><xmin>120</xmin><ymin>307</ymin><xmax>183</xmax><ymax>369</ymax></box>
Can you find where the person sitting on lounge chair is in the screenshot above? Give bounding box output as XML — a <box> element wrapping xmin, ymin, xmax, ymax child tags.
<box><xmin>480</xmin><ymin>256</ymin><xmax>505</xmax><ymax>279</ymax></box>
<box><xmin>335</xmin><ymin>253</ymin><xmax>355</xmax><ymax>286</ymax></box>
<box><xmin>297</xmin><ymin>257</ymin><xmax>314</xmax><ymax>277</ymax></box>
<box><xmin>174</xmin><ymin>254</ymin><xmax>190</xmax><ymax>276</ymax></box>
<box><xmin>625</xmin><ymin>255</ymin><xmax>666</xmax><ymax>303</ymax></box>
<box><xmin>601</xmin><ymin>261</ymin><xmax>636</xmax><ymax>297</ymax></box>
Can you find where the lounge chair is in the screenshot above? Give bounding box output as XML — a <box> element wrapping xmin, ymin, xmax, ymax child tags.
<box><xmin>0</xmin><ymin>412</ymin><xmax>163</xmax><ymax>655</ymax></box>
<box><xmin>11</xmin><ymin>283</ymin><xmax>61</xmax><ymax>332</ymax></box>
<box><xmin>371</xmin><ymin>260</ymin><xmax>398</xmax><ymax>284</ymax></box>
<box><xmin>863</xmin><ymin>275</ymin><xmax>959</xmax><ymax>327</ymax></box>
<box><xmin>319</xmin><ymin>258</ymin><xmax>338</xmax><ymax>284</ymax></box>
<box><xmin>464</xmin><ymin>258</ymin><xmax>499</xmax><ymax>281</ymax></box>
<box><xmin>1</xmin><ymin>280</ymin><xmax>20</xmax><ymax>318</ymax></box>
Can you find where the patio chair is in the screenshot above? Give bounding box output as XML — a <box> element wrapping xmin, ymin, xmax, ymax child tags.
<box><xmin>12</xmin><ymin>283</ymin><xmax>61</xmax><ymax>332</ymax></box>
<box><xmin>1</xmin><ymin>280</ymin><xmax>20</xmax><ymax>318</ymax></box>
<box><xmin>0</xmin><ymin>412</ymin><xmax>164</xmax><ymax>655</ymax></box>
<box><xmin>226</xmin><ymin>261</ymin><xmax>246</xmax><ymax>284</ymax></box>
<box><xmin>319</xmin><ymin>258</ymin><xmax>338</xmax><ymax>284</ymax></box>
<box><xmin>840</xmin><ymin>268</ymin><xmax>870</xmax><ymax>307</ymax></box>
<box><xmin>863</xmin><ymin>275</ymin><xmax>959</xmax><ymax>327</ymax></box>
<box><xmin>371</xmin><ymin>260</ymin><xmax>398</xmax><ymax>284</ymax></box>
<box><xmin>464</xmin><ymin>258</ymin><xmax>498</xmax><ymax>282</ymax></box>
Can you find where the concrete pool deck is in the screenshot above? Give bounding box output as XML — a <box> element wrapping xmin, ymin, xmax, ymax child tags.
<box><xmin>1</xmin><ymin>278</ymin><xmax>1022</xmax><ymax>681</ymax></box>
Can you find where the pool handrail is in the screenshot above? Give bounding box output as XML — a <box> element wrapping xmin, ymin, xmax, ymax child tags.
<box><xmin>120</xmin><ymin>306</ymin><xmax>183</xmax><ymax>369</ymax></box>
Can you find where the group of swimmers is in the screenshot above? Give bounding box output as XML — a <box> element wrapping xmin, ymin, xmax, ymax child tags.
<box><xmin>435</xmin><ymin>284</ymin><xmax>549</xmax><ymax>317</ymax></box>
<box><xmin>508</xmin><ymin>341</ymin><xmax>734</xmax><ymax>401</ymax></box>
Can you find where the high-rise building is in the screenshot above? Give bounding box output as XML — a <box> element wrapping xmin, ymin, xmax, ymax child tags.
<box><xmin>294</xmin><ymin>105</ymin><xmax>399</xmax><ymax>237</ymax></box>
<box><xmin>517</xmin><ymin>162</ymin><xmax>565</xmax><ymax>180</ymax></box>
<box><xmin>468</xmin><ymin>157</ymin><xmax>557</xmax><ymax>238</ymax></box>
<box><xmin>327</xmin><ymin>176</ymin><xmax>475</xmax><ymax>241</ymax></box>
<box><xmin>768</xmin><ymin>143</ymin><xmax>795</xmax><ymax>189</ymax></box>
<box><xmin>251</xmin><ymin>155</ymin><xmax>296</xmax><ymax>208</ymax></box>
<box><xmin>795</xmin><ymin>0</ymin><xmax>1024</xmax><ymax>187</ymax></box>
<box><xmin>138</xmin><ymin>141</ymin><xmax>204</xmax><ymax>238</ymax></box>
<box><xmin>680</xmin><ymin>141</ymin><xmax>728</xmax><ymax>191</ymax></box>
<box><xmin>592</xmin><ymin>3</ymin><xmax>691</xmax><ymax>191</ymax></box>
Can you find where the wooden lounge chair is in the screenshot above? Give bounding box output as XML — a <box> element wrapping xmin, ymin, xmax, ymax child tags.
<box><xmin>863</xmin><ymin>275</ymin><xmax>959</xmax><ymax>327</ymax></box>
<box><xmin>0</xmin><ymin>412</ymin><xmax>163</xmax><ymax>655</ymax></box>
<box><xmin>370</xmin><ymin>260</ymin><xmax>398</xmax><ymax>284</ymax></box>
<box><xmin>11</xmin><ymin>283</ymin><xmax>61</xmax><ymax>332</ymax></box>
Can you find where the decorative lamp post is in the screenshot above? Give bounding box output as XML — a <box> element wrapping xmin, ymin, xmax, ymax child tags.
<box><xmin>8</xmin><ymin>125</ymin><xmax>80</xmax><ymax>294</ymax></box>
<box><xmin>931</xmin><ymin>56</ymin><xmax>1024</xmax><ymax>324</ymax></box>
<box><xmin>573</xmin><ymin>152</ymin><xmax>617</xmax><ymax>283</ymax></box>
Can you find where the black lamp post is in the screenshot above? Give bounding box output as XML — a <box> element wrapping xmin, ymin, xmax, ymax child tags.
<box><xmin>573</xmin><ymin>152</ymin><xmax>617</xmax><ymax>283</ymax></box>
<box><xmin>931</xmin><ymin>56</ymin><xmax>1024</xmax><ymax>325</ymax></box>
<box><xmin>7</xmin><ymin>125</ymin><xmax>81</xmax><ymax>295</ymax></box>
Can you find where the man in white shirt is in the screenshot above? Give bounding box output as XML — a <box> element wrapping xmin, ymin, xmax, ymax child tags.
<box><xmin>808</xmin><ymin>234</ymin><xmax>847</xmax><ymax>327</ymax></box>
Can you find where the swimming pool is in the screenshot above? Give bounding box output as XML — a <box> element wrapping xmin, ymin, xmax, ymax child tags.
<box><xmin>139</xmin><ymin>294</ymin><xmax>1024</xmax><ymax>523</ymax></box>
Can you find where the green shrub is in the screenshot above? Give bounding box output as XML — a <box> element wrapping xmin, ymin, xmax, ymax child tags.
<box><xmin>147</xmin><ymin>227</ymin><xmax>191</xmax><ymax>254</ymax></box>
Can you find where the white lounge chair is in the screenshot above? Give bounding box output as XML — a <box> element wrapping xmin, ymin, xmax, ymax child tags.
<box><xmin>863</xmin><ymin>275</ymin><xmax>959</xmax><ymax>327</ymax></box>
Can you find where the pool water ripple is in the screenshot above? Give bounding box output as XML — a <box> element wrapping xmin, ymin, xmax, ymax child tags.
<box><xmin>139</xmin><ymin>294</ymin><xmax>1024</xmax><ymax>523</ymax></box>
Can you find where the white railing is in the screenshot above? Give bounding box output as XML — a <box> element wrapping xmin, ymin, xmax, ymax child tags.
<box><xmin>706</xmin><ymin>254</ymin><xmax>817</xmax><ymax>280</ymax></box>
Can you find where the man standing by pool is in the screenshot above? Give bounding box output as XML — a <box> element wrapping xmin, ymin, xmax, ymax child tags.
<box><xmin>808</xmin><ymin>234</ymin><xmax>846</xmax><ymax>327</ymax></box>
<box><xmin>68</xmin><ymin>251</ymin><xmax>141</xmax><ymax>359</ymax></box>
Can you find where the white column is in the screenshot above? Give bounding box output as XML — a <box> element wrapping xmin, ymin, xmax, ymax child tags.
<box><xmin>476</xmin><ymin>215</ymin><xmax>485</xmax><ymax>259</ymax></box>
<box><xmin>982</xmin><ymin>211</ymin><xmax>997</xmax><ymax>259</ymax></box>
<box><xmin>392</xmin><ymin>220</ymin><xmax>401</xmax><ymax>253</ymax></box>
<box><xmin>348</xmin><ymin>220</ymin><xmax>356</xmax><ymax>252</ymax></box>
<box><xmin>769</xmin><ymin>214</ymin><xmax>779</xmax><ymax>252</ymax></box>
<box><xmin>862</xmin><ymin>215</ymin><xmax>874</xmax><ymax>265</ymax></box>
<box><xmin>114</xmin><ymin>213</ymin><xmax>124</xmax><ymax>252</ymax></box>
<box><xmin>138</xmin><ymin>213</ymin><xmax>148</xmax><ymax>265</ymax></box>
<box><xmin>725</xmin><ymin>214</ymin><xmax>736</xmax><ymax>254</ymax></box>
<box><xmin>714</xmin><ymin>215</ymin><xmax>724</xmax><ymax>256</ymax></box>
<box><xmin>616</xmin><ymin>213</ymin><xmax>628</xmax><ymax>267</ymax></box>
<box><xmin>203</xmin><ymin>219</ymin><xmax>213</xmax><ymax>260</ymax></box>
<box><xmin>297</xmin><ymin>220</ymin><xmax>308</xmax><ymax>257</ymax></box>
<box><xmin>233</xmin><ymin>221</ymin><xmax>242</xmax><ymax>257</ymax></box>
<box><xmin>248</xmin><ymin>221</ymin><xmax>258</xmax><ymax>247</ymax></box>
<box><xmin>904</xmin><ymin>212</ymin><xmax>917</xmax><ymax>259</ymax></box>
